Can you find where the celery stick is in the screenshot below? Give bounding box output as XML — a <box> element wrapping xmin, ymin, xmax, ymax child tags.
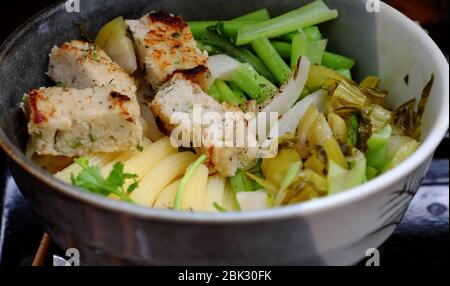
<box><xmin>236</xmin><ymin>0</ymin><xmax>338</xmax><ymax>45</ymax></box>
<box><xmin>281</xmin><ymin>26</ymin><xmax>323</xmax><ymax>42</ymax></box>
<box><xmin>215</xmin><ymin>79</ymin><xmax>245</xmax><ymax>106</ymax></box>
<box><xmin>366</xmin><ymin>125</ymin><xmax>392</xmax><ymax>172</ymax></box>
<box><xmin>189</xmin><ymin>21</ymin><xmax>217</xmax><ymax>39</ymax></box>
<box><xmin>233</xmin><ymin>8</ymin><xmax>270</xmax><ymax>21</ymax></box>
<box><xmin>189</xmin><ymin>20</ymin><xmax>263</xmax><ymax>39</ymax></box>
<box><xmin>291</xmin><ymin>35</ymin><xmax>326</xmax><ymax>67</ymax></box>
<box><xmin>201</xmin><ymin>29</ymin><xmax>276</xmax><ymax>82</ymax></box>
<box><xmin>229</xmin><ymin>82</ymin><xmax>248</xmax><ymax>100</ymax></box>
<box><xmin>251</xmin><ymin>37</ymin><xmax>291</xmax><ymax>85</ymax></box>
<box><xmin>208</xmin><ymin>81</ymin><xmax>222</xmax><ymax>102</ymax></box>
<box><xmin>271</xmin><ymin>41</ymin><xmax>292</xmax><ymax>58</ymax></box>
<box><xmin>336</xmin><ymin>69</ymin><xmax>352</xmax><ymax>79</ymax></box>
<box><xmin>291</xmin><ymin>33</ymin><xmax>308</xmax><ymax>68</ymax></box>
<box><xmin>366</xmin><ymin>166</ymin><xmax>378</xmax><ymax>180</ymax></box>
<box><xmin>232</xmin><ymin>63</ymin><xmax>277</xmax><ymax>103</ymax></box>
<box><xmin>306</xmin><ymin>39</ymin><xmax>328</xmax><ymax>65</ymax></box>
<box><xmin>218</xmin><ymin>21</ymin><xmax>261</xmax><ymax>39</ymax></box>
<box><xmin>322</xmin><ymin>51</ymin><xmax>355</xmax><ymax>70</ymax></box>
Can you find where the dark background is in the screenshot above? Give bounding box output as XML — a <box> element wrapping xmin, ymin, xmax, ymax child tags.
<box><xmin>0</xmin><ymin>0</ymin><xmax>448</xmax><ymax>266</ymax></box>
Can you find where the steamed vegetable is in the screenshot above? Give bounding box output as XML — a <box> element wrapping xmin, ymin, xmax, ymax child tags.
<box><xmin>322</xmin><ymin>52</ymin><xmax>355</xmax><ymax>70</ymax></box>
<box><xmin>208</xmin><ymin>54</ymin><xmax>242</xmax><ymax>81</ymax></box>
<box><xmin>236</xmin><ymin>0</ymin><xmax>338</xmax><ymax>45</ymax></box>
<box><xmin>201</xmin><ymin>28</ymin><xmax>276</xmax><ymax>82</ymax></box>
<box><xmin>391</xmin><ymin>75</ymin><xmax>434</xmax><ymax>140</ymax></box>
<box><xmin>366</xmin><ymin>124</ymin><xmax>392</xmax><ymax>173</ymax></box>
<box><xmin>328</xmin><ymin>150</ymin><xmax>366</xmax><ymax>194</ymax></box>
<box><xmin>232</xmin><ymin>63</ymin><xmax>277</xmax><ymax>103</ymax></box>
<box><xmin>280</xmin><ymin>26</ymin><xmax>323</xmax><ymax>42</ymax></box>
<box><xmin>215</xmin><ymin>79</ymin><xmax>245</xmax><ymax>106</ymax></box>
<box><xmin>71</xmin><ymin>157</ymin><xmax>138</xmax><ymax>203</ymax></box>
<box><xmin>95</xmin><ymin>16</ymin><xmax>137</xmax><ymax>74</ymax></box>
<box><xmin>251</xmin><ymin>37</ymin><xmax>291</xmax><ymax>84</ymax></box>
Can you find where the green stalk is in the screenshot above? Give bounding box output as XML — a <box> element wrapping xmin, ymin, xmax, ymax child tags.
<box><xmin>217</xmin><ymin>21</ymin><xmax>261</xmax><ymax>39</ymax></box>
<box><xmin>236</xmin><ymin>0</ymin><xmax>338</xmax><ymax>45</ymax></box>
<box><xmin>270</xmin><ymin>41</ymin><xmax>292</xmax><ymax>58</ymax></box>
<box><xmin>201</xmin><ymin>29</ymin><xmax>276</xmax><ymax>82</ymax></box>
<box><xmin>174</xmin><ymin>155</ymin><xmax>208</xmax><ymax>210</ymax></box>
<box><xmin>215</xmin><ymin>79</ymin><xmax>245</xmax><ymax>106</ymax></box>
<box><xmin>291</xmin><ymin>35</ymin><xmax>327</xmax><ymax>67</ymax></box>
<box><xmin>189</xmin><ymin>21</ymin><xmax>217</xmax><ymax>39</ymax></box>
<box><xmin>291</xmin><ymin>33</ymin><xmax>308</xmax><ymax>68</ymax></box>
<box><xmin>208</xmin><ymin>81</ymin><xmax>222</xmax><ymax>101</ymax></box>
<box><xmin>232</xmin><ymin>63</ymin><xmax>277</xmax><ymax>103</ymax></box>
<box><xmin>229</xmin><ymin>82</ymin><xmax>248</xmax><ymax>100</ymax></box>
<box><xmin>322</xmin><ymin>51</ymin><xmax>355</xmax><ymax>70</ymax></box>
<box><xmin>233</xmin><ymin>8</ymin><xmax>270</xmax><ymax>21</ymax></box>
<box><xmin>336</xmin><ymin>69</ymin><xmax>352</xmax><ymax>79</ymax></box>
<box><xmin>251</xmin><ymin>37</ymin><xmax>291</xmax><ymax>85</ymax></box>
<box><xmin>280</xmin><ymin>26</ymin><xmax>323</xmax><ymax>42</ymax></box>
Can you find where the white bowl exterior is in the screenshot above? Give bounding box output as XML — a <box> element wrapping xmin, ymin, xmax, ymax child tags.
<box><xmin>306</xmin><ymin>2</ymin><xmax>449</xmax><ymax>265</ymax></box>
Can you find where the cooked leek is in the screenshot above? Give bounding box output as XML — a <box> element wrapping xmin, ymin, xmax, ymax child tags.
<box><xmin>236</xmin><ymin>0</ymin><xmax>338</xmax><ymax>45</ymax></box>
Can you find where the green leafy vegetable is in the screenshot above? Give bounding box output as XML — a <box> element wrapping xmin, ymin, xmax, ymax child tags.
<box><xmin>391</xmin><ymin>75</ymin><xmax>434</xmax><ymax>140</ymax></box>
<box><xmin>366</xmin><ymin>124</ymin><xmax>392</xmax><ymax>173</ymax></box>
<box><xmin>347</xmin><ymin>113</ymin><xmax>358</xmax><ymax>147</ymax></box>
<box><xmin>71</xmin><ymin>157</ymin><xmax>138</xmax><ymax>203</ymax></box>
<box><xmin>201</xmin><ymin>28</ymin><xmax>277</xmax><ymax>82</ymax></box>
<box><xmin>328</xmin><ymin>149</ymin><xmax>366</xmax><ymax>194</ymax></box>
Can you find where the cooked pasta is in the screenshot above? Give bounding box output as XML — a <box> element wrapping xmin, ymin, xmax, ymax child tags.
<box><xmin>205</xmin><ymin>175</ymin><xmax>227</xmax><ymax>212</ymax></box>
<box><xmin>181</xmin><ymin>164</ymin><xmax>209</xmax><ymax>211</ymax></box>
<box><xmin>154</xmin><ymin>180</ymin><xmax>180</xmax><ymax>209</ymax></box>
<box><xmin>131</xmin><ymin>152</ymin><xmax>197</xmax><ymax>206</ymax></box>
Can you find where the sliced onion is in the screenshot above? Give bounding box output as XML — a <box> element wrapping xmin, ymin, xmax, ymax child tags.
<box><xmin>208</xmin><ymin>54</ymin><xmax>242</xmax><ymax>81</ymax></box>
<box><xmin>262</xmin><ymin>89</ymin><xmax>327</xmax><ymax>147</ymax></box>
<box><xmin>249</xmin><ymin>57</ymin><xmax>311</xmax><ymax>140</ymax></box>
<box><xmin>260</xmin><ymin>56</ymin><xmax>311</xmax><ymax>119</ymax></box>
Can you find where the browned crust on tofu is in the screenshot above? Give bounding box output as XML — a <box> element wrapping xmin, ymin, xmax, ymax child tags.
<box><xmin>28</xmin><ymin>90</ymin><xmax>48</xmax><ymax>124</ymax></box>
<box><xmin>148</xmin><ymin>11</ymin><xmax>188</xmax><ymax>29</ymax></box>
<box><xmin>168</xmin><ymin>65</ymin><xmax>211</xmax><ymax>90</ymax></box>
<box><xmin>109</xmin><ymin>91</ymin><xmax>136</xmax><ymax>121</ymax></box>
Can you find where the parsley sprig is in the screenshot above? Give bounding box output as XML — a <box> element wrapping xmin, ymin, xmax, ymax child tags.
<box><xmin>71</xmin><ymin>157</ymin><xmax>139</xmax><ymax>203</ymax></box>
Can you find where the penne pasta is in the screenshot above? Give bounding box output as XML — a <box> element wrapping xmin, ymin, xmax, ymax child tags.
<box><xmin>132</xmin><ymin>152</ymin><xmax>197</xmax><ymax>206</ymax></box>
<box><xmin>154</xmin><ymin>180</ymin><xmax>181</xmax><ymax>209</ymax></box>
<box><xmin>120</xmin><ymin>137</ymin><xmax>176</xmax><ymax>181</ymax></box>
<box><xmin>182</xmin><ymin>164</ymin><xmax>209</xmax><ymax>211</ymax></box>
<box><xmin>100</xmin><ymin>138</ymin><xmax>152</xmax><ymax>176</ymax></box>
<box><xmin>205</xmin><ymin>175</ymin><xmax>227</xmax><ymax>212</ymax></box>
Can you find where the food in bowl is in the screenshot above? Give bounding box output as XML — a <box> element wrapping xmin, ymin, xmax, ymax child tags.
<box><xmin>21</xmin><ymin>0</ymin><xmax>433</xmax><ymax>212</ymax></box>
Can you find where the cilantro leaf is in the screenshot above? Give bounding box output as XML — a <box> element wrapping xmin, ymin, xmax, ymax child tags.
<box><xmin>71</xmin><ymin>158</ymin><xmax>138</xmax><ymax>203</ymax></box>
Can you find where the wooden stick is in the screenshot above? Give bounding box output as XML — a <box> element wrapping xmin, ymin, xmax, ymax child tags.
<box><xmin>32</xmin><ymin>233</ymin><xmax>51</xmax><ymax>266</ymax></box>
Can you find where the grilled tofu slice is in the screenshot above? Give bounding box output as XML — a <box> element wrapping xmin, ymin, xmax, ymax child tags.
<box><xmin>151</xmin><ymin>76</ymin><xmax>258</xmax><ymax>177</ymax></box>
<box><xmin>48</xmin><ymin>40</ymin><xmax>136</xmax><ymax>96</ymax></box>
<box><xmin>26</xmin><ymin>86</ymin><xmax>143</xmax><ymax>157</ymax></box>
<box><xmin>126</xmin><ymin>11</ymin><xmax>210</xmax><ymax>89</ymax></box>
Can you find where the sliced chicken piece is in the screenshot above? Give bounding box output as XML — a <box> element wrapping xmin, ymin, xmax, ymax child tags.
<box><xmin>126</xmin><ymin>11</ymin><xmax>211</xmax><ymax>90</ymax></box>
<box><xmin>151</xmin><ymin>76</ymin><xmax>258</xmax><ymax>177</ymax></box>
<box><xmin>26</xmin><ymin>86</ymin><xmax>143</xmax><ymax>157</ymax></box>
<box><xmin>48</xmin><ymin>40</ymin><xmax>136</xmax><ymax>97</ymax></box>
